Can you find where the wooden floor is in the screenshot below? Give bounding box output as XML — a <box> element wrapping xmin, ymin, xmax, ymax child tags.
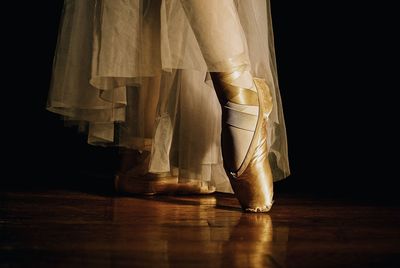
<box><xmin>1</xmin><ymin>190</ymin><xmax>400</xmax><ymax>267</ymax></box>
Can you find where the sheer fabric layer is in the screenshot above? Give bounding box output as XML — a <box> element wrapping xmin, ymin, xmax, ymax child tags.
<box><xmin>47</xmin><ymin>0</ymin><xmax>290</xmax><ymax>193</ymax></box>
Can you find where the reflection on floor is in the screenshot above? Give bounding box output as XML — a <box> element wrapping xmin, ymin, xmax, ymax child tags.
<box><xmin>1</xmin><ymin>191</ymin><xmax>399</xmax><ymax>267</ymax></box>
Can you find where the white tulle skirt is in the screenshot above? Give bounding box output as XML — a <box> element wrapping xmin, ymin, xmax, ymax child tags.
<box><xmin>47</xmin><ymin>0</ymin><xmax>290</xmax><ymax>193</ymax></box>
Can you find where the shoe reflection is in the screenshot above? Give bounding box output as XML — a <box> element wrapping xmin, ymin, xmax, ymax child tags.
<box><xmin>110</xmin><ymin>195</ymin><xmax>288</xmax><ymax>267</ymax></box>
<box><xmin>221</xmin><ymin>214</ymin><xmax>288</xmax><ymax>268</ymax></box>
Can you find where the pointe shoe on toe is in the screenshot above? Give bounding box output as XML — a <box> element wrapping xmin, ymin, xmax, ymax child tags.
<box><xmin>212</xmin><ymin>68</ymin><xmax>274</xmax><ymax>212</ymax></box>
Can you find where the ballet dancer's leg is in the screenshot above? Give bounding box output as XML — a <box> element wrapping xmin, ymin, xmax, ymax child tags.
<box><xmin>180</xmin><ymin>0</ymin><xmax>256</xmax><ymax>170</ymax></box>
<box><xmin>115</xmin><ymin>75</ymin><xmax>215</xmax><ymax>195</ymax></box>
<box><xmin>180</xmin><ymin>0</ymin><xmax>274</xmax><ymax>212</ymax></box>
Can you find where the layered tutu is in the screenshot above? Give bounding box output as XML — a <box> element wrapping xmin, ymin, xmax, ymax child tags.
<box><xmin>47</xmin><ymin>0</ymin><xmax>290</xmax><ymax>192</ymax></box>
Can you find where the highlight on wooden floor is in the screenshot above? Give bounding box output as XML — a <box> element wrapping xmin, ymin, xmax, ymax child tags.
<box><xmin>1</xmin><ymin>190</ymin><xmax>400</xmax><ymax>267</ymax></box>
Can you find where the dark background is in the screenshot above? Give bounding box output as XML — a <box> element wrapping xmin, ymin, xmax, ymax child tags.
<box><xmin>3</xmin><ymin>1</ymin><xmax>398</xmax><ymax>202</ymax></box>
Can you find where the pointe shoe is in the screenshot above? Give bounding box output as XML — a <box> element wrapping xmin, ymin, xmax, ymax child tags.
<box><xmin>115</xmin><ymin>173</ymin><xmax>216</xmax><ymax>195</ymax></box>
<box><xmin>212</xmin><ymin>68</ymin><xmax>274</xmax><ymax>212</ymax></box>
<box><xmin>115</xmin><ymin>172</ymin><xmax>179</xmax><ymax>195</ymax></box>
<box><xmin>115</xmin><ymin>150</ymin><xmax>215</xmax><ymax>195</ymax></box>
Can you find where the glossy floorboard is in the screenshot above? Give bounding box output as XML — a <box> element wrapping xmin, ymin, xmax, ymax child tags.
<box><xmin>1</xmin><ymin>190</ymin><xmax>399</xmax><ymax>267</ymax></box>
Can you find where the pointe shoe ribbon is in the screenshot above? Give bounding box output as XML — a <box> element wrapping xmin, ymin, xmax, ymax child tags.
<box><xmin>214</xmin><ymin>64</ymin><xmax>259</xmax><ymax>106</ymax></box>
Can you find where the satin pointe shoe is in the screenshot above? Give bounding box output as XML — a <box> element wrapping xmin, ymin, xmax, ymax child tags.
<box><xmin>212</xmin><ymin>65</ymin><xmax>274</xmax><ymax>212</ymax></box>
<box><xmin>115</xmin><ymin>150</ymin><xmax>215</xmax><ymax>195</ymax></box>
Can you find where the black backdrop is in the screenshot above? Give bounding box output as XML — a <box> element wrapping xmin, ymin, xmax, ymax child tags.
<box><xmin>3</xmin><ymin>1</ymin><xmax>398</xmax><ymax>202</ymax></box>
